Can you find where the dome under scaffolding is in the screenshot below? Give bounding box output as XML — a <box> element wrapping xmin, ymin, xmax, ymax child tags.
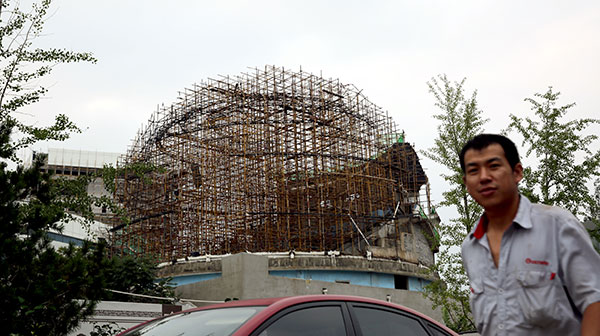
<box><xmin>112</xmin><ymin>66</ymin><xmax>435</xmax><ymax>262</ymax></box>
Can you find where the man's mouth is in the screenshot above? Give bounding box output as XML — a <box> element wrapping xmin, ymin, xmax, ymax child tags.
<box><xmin>479</xmin><ymin>187</ymin><xmax>496</xmax><ymax>197</ymax></box>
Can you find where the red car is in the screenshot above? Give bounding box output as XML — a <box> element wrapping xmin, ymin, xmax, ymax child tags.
<box><xmin>117</xmin><ymin>295</ymin><xmax>458</xmax><ymax>336</ymax></box>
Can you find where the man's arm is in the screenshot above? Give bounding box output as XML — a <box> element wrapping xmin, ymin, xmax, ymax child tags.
<box><xmin>582</xmin><ymin>301</ymin><xmax>600</xmax><ymax>336</ymax></box>
<box><xmin>557</xmin><ymin>211</ymin><xmax>600</xmax><ymax>335</ymax></box>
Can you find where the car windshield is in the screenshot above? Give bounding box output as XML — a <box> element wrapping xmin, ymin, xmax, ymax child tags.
<box><xmin>121</xmin><ymin>306</ymin><xmax>266</xmax><ymax>336</ymax></box>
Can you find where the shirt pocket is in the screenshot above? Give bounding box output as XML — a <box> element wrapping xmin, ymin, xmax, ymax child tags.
<box><xmin>469</xmin><ymin>277</ymin><xmax>490</xmax><ymax>332</ymax></box>
<box><xmin>516</xmin><ymin>270</ymin><xmax>562</xmax><ymax>327</ymax></box>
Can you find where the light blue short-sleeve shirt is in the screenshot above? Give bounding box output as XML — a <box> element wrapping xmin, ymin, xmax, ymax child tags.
<box><xmin>461</xmin><ymin>195</ymin><xmax>600</xmax><ymax>336</ymax></box>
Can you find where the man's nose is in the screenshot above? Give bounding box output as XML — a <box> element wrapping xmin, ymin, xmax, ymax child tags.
<box><xmin>479</xmin><ymin>167</ymin><xmax>492</xmax><ymax>181</ymax></box>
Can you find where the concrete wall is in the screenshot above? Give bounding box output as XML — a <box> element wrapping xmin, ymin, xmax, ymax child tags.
<box><xmin>363</xmin><ymin>217</ymin><xmax>437</xmax><ymax>267</ymax></box>
<box><xmin>413</xmin><ymin>223</ymin><xmax>435</xmax><ymax>266</ymax></box>
<box><xmin>172</xmin><ymin>253</ymin><xmax>443</xmax><ymax>323</ymax></box>
<box><xmin>267</xmin><ymin>254</ymin><xmax>432</xmax><ymax>278</ymax></box>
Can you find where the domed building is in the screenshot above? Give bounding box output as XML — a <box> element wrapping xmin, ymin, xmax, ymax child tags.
<box><xmin>112</xmin><ymin>66</ymin><xmax>443</xmax><ymax>320</ymax></box>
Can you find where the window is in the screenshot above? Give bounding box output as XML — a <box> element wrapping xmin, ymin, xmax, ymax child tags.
<box><xmin>120</xmin><ymin>306</ymin><xmax>264</xmax><ymax>336</ymax></box>
<box><xmin>258</xmin><ymin>306</ymin><xmax>347</xmax><ymax>336</ymax></box>
<box><xmin>427</xmin><ymin>323</ymin><xmax>453</xmax><ymax>336</ymax></box>
<box><xmin>394</xmin><ymin>275</ymin><xmax>408</xmax><ymax>289</ymax></box>
<box><xmin>352</xmin><ymin>306</ymin><xmax>429</xmax><ymax>336</ymax></box>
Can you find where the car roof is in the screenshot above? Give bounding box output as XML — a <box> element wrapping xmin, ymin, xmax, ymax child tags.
<box><xmin>118</xmin><ymin>295</ymin><xmax>458</xmax><ymax>336</ymax></box>
<box><xmin>190</xmin><ymin>294</ymin><xmax>425</xmax><ymax>316</ymax></box>
<box><xmin>189</xmin><ymin>295</ymin><xmax>457</xmax><ymax>335</ymax></box>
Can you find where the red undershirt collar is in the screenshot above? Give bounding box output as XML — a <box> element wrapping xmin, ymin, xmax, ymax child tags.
<box><xmin>472</xmin><ymin>214</ymin><xmax>488</xmax><ymax>240</ymax></box>
<box><xmin>471</xmin><ymin>196</ymin><xmax>530</xmax><ymax>240</ymax></box>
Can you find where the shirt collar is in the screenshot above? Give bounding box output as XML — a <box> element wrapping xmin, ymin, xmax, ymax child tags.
<box><xmin>513</xmin><ymin>195</ymin><xmax>533</xmax><ymax>229</ymax></box>
<box><xmin>470</xmin><ymin>194</ymin><xmax>533</xmax><ymax>240</ymax></box>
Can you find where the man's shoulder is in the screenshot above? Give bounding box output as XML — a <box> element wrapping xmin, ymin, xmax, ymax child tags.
<box><xmin>527</xmin><ymin>201</ymin><xmax>582</xmax><ymax>233</ymax></box>
<box><xmin>529</xmin><ymin>202</ymin><xmax>576</xmax><ymax>221</ymax></box>
<box><xmin>461</xmin><ymin>222</ymin><xmax>479</xmax><ymax>252</ymax></box>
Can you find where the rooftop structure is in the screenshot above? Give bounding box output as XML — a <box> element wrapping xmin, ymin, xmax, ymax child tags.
<box><xmin>39</xmin><ymin>148</ymin><xmax>120</xmax><ymax>176</ymax></box>
<box><xmin>34</xmin><ymin>148</ymin><xmax>121</xmax><ymax>248</ymax></box>
<box><xmin>113</xmin><ymin>66</ymin><xmax>437</xmax><ymax>263</ymax></box>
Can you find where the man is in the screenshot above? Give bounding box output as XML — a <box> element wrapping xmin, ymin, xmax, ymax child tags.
<box><xmin>460</xmin><ymin>134</ymin><xmax>600</xmax><ymax>336</ymax></box>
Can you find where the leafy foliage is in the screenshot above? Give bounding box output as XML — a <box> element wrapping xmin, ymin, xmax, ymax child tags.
<box><xmin>0</xmin><ymin>141</ymin><xmax>176</xmax><ymax>334</ymax></box>
<box><xmin>588</xmin><ymin>179</ymin><xmax>600</xmax><ymax>251</ymax></box>
<box><xmin>420</xmin><ymin>74</ymin><xmax>487</xmax><ymax>333</ymax></box>
<box><xmin>0</xmin><ymin>1</ymin><xmax>176</xmax><ymax>334</ymax></box>
<box><xmin>89</xmin><ymin>322</ymin><xmax>125</xmax><ymax>336</ymax></box>
<box><xmin>0</xmin><ymin>1</ymin><xmax>109</xmax><ymax>334</ymax></box>
<box><xmin>0</xmin><ymin>126</ymin><xmax>108</xmax><ymax>335</ymax></box>
<box><xmin>101</xmin><ymin>162</ymin><xmax>165</xmax><ymax>195</ymax></box>
<box><xmin>48</xmin><ymin>168</ymin><xmax>125</xmax><ymax>236</ymax></box>
<box><xmin>103</xmin><ymin>254</ymin><xmax>177</xmax><ymax>303</ymax></box>
<box><xmin>0</xmin><ymin>0</ymin><xmax>96</xmax><ymax>161</ymax></box>
<box><xmin>507</xmin><ymin>87</ymin><xmax>600</xmax><ymax>245</ymax></box>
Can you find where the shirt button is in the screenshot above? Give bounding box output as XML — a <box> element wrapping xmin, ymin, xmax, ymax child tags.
<box><xmin>498</xmin><ymin>324</ymin><xmax>504</xmax><ymax>330</ymax></box>
<box><xmin>498</xmin><ymin>288</ymin><xmax>504</xmax><ymax>294</ymax></box>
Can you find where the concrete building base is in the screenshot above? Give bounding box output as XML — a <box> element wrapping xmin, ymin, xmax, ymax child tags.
<box><xmin>162</xmin><ymin>253</ymin><xmax>443</xmax><ymax>323</ymax></box>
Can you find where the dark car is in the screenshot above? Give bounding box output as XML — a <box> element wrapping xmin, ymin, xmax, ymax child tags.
<box><xmin>117</xmin><ymin>295</ymin><xmax>458</xmax><ymax>336</ymax></box>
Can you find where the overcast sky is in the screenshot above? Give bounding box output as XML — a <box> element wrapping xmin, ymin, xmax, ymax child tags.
<box><xmin>18</xmin><ymin>0</ymin><xmax>600</xmax><ymax>222</ymax></box>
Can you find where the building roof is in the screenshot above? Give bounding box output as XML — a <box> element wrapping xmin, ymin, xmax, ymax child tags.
<box><xmin>47</xmin><ymin>148</ymin><xmax>121</xmax><ymax>168</ymax></box>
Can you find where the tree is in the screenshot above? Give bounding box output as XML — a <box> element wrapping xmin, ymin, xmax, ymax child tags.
<box><xmin>89</xmin><ymin>322</ymin><xmax>125</xmax><ymax>336</ymax></box>
<box><xmin>0</xmin><ymin>125</ymin><xmax>109</xmax><ymax>335</ymax></box>
<box><xmin>0</xmin><ymin>2</ymin><xmax>179</xmax><ymax>333</ymax></box>
<box><xmin>0</xmin><ymin>0</ymin><xmax>107</xmax><ymax>334</ymax></box>
<box><xmin>421</xmin><ymin>74</ymin><xmax>488</xmax><ymax>333</ymax></box>
<box><xmin>0</xmin><ymin>145</ymin><xmax>175</xmax><ymax>336</ymax></box>
<box><xmin>0</xmin><ymin>0</ymin><xmax>95</xmax><ymax>160</ymax></box>
<box><xmin>103</xmin><ymin>254</ymin><xmax>177</xmax><ymax>303</ymax></box>
<box><xmin>507</xmin><ymin>87</ymin><xmax>600</xmax><ymax>239</ymax></box>
<box><xmin>588</xmin><ymin>179</ymin><xmax>600</xmax><ymax>250</ymax></box>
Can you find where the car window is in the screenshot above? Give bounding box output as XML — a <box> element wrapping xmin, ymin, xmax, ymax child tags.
<box><xmin>120</xmin><ymin>306</ymin><xmax>265</xmax><ymax>336</ymax></box>
<box><xmin>258</xmin><ymin>306</ymin><xmax>347</xmax><ymax>336</ymax></box>
<box><xmin>427</xmin><ymin>323</ymin><xmax>453</xmax><ymax>336</ymax></box>
<box><xmin>352</xmin><ymin>306</ymin><xmax>429</xmax><ymax>336</ymax></box>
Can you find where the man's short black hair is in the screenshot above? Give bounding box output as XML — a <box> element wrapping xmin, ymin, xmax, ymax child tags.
<box><xmin>459</xmin><ymin>134</ymin><xmax>521</xmax><ymax>172</ymax></box>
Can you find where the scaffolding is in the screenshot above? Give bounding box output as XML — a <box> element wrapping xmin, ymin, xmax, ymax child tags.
<box><xmin>112</xmin><ymin>66</ymin><xmax>429</xmax><ymax>261</ymax></box>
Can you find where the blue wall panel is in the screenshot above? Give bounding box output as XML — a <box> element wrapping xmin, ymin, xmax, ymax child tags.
<box><xmin>270</xmin><ymin>270</ymin><xmax>430</xmax><ymax>292</ymax></box>
<box><xmin>269</xmin><ymin>270</ymin><xmax>395</xmax><ymax>289</ymax></box>
<box><xmin>162</xmin><ymin>270</ymin><xmax>430</xmax><ymax>291</ymax></box>
<box><xmin>168</xmin><ymin>273</ymin><xmax>222</xmax><ymax>286</ymax></box>
<box><xmin>408</xmin><ymin>277</ymin><xmax>432</xmax><ymax>292</ymax></box>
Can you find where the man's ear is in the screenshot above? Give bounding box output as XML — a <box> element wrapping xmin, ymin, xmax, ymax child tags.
<box><xmin>513</xmin><ymin>162</ymin><xmax>524</xmax><ymax>183</ymax></box>
<box><xmin>462</xmin><ymin>174</ymin><xmax>467</xmax><ymax>188</ymax></box>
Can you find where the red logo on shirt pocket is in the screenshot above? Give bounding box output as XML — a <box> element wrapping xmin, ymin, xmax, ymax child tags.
<box><xmin>525</xmin><ymin>258</ymin><xmax>549</xmax><ymax>265</ymax></box>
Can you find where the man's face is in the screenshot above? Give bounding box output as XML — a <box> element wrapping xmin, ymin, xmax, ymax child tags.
<box><xmin>463</xmin><ymin>144</ymin><xmax>523</xmax><ymax>211</ymax></box>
